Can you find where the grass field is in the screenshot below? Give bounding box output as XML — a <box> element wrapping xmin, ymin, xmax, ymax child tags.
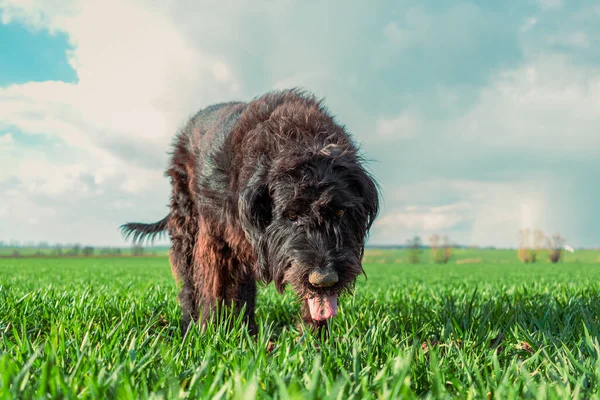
<box><xmin>2</xmin><ymin>249</ymin><xmax>600</xmax><ymax>399</ymax></box>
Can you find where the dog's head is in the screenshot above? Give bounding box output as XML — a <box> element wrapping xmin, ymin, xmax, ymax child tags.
<box><xmin>239</xmin><ymin>143</ymin><xmax>379</xmax><ymax>321</ymax></box>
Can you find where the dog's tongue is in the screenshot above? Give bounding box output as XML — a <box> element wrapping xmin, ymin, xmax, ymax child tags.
<box><xmin>307</xmin><ymin>295</ymin><xmax>338</xmax><ymax>321</ymax></box>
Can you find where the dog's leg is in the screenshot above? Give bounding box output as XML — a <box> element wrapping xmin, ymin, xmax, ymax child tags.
<box><xmin>178</xmin><ymin>283</ymin><xmax>197</xmax><ymax>335</ymax></box>
<box><xmin>193</xmin><ymin>233</ymin><xmax>255</xmax><ymax>334</ymax></box>
<box><xmin>165</xmin><ymin>189</ymin><xmax>200</xmax><ymax>336</ymax></box>
<box><xmin>232</xmin><ymin>271</ymin><xmax>257</xmax><ymax>335</ymax></box>
<box><xmin>169</xmin><ymin>246</ymin><xmax>198</xmax><ymax>336</ymax></box>
<box><xmin>167</xmin><ymin>200</ymin><xmax>199</xmax><ymax>336</ymax></box>
<box><xmin>165</xmin><ymin>135</ymin><xmax>201</xmax><ymax>336</ymax></box>
<box><xmin>193</xmin><ymin>241</ymin><xmax>258</xmax><ymax>335</ymax></box>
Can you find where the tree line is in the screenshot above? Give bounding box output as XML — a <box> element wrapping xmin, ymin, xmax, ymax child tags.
<box><xmin>1</xmin><ymin>242</ymin><xmax>151</xmax><ymax>257</ymax></box>
<box><xmin>406</xmin><ymin>234</ymin><xmax>454</xmax><ymax>264</ymax></box>
<box><xmin>517</xmin><ymin>229</ymin><xmax>566</xmax><ymax>264</ymax></box>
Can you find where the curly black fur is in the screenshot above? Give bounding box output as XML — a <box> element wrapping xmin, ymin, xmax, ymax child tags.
<box><xmin>122</xmin><ymin>88</ymin><xmax>379</xmax><ymax>336</ymax></box>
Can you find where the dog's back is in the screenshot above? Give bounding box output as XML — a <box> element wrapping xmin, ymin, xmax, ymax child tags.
<box><xmin>120</xmin><ymin>101</ymin><xmax>246</xmax><ymax>247</ymax></box>
<box><xmin>122</xmin><ymin>89</ymin><xmax>349</xmax><ymax>245</ymax></box>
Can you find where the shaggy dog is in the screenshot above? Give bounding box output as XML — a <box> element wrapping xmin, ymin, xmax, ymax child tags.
<box><xmin>122</xmin><ymin>89</ymin><xmax>379</xmax><ymax>336</ymax></box>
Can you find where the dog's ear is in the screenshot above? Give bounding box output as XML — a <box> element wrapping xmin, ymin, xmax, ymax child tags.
<box><xmin>357</xmin><ymin>168</ymin><xmax>380</xmax><ymax>233</ymax></box>
<box><xmin>318</xmin><ymin>144</ymin><xmax>379</xmax><ymax>232</ymax></box>
<box><xmin>345</xmin><ymin>163</ymin><xmax>380</xmax><ymax>233</ymax></box>
<box><xmin>239</xmin><ymin>162</ymin><xmax>272</xmax><ymax>241</ymax></box>
<box><xmin>344</xmin><ymin>164</ymin><xmax>379</xmax><ymax>264</ymax></box>
<box><xmin>238</xmin><ymin>157</ymin><xmax>273</xmax><ymax>280</ymax></box>
<box><xmin>239</xmin><ymin>183</ymin><xmax>272</xmax><ymax>239</ymax></box>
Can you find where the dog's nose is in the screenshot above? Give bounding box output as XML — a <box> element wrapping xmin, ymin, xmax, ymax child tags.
<box><xmin>309</xmin><ymin>269</ymin><xmax>339</xmax><ymax>288</ymax></box>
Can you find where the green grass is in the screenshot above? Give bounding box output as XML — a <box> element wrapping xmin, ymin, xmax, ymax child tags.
<box><xmin>1</xmin><ymin>252</ymin><xmax>600</xmax><ymax>399</ymax></box>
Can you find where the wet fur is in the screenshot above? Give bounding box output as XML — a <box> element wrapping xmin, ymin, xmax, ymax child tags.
<box><xmin>122</xmin><ymin>89</ymin><xmax>379</xmax><ymax>336</ymax></box>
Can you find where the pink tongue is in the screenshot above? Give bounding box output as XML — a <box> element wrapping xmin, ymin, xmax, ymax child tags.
<box><xmin>307</xmin><ymin>295</ymin><xmax>338</xmax><ymax>321</ymax></box>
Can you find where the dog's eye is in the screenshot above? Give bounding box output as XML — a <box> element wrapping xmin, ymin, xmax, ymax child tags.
<box><xmin>335</xmin><ymin>209</ymin><xmax>345</xmax><ymax>218</ymax></box>
<box><xmin>287</xmin><ymin>213</ymin><xmax>298</xmax><ymax>222</ymax></box>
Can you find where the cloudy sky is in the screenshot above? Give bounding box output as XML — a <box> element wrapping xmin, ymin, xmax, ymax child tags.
<box><xmin>1</xmin><ymin>0</ymin><xmax>599</xmax><ymax>248</ymax></box>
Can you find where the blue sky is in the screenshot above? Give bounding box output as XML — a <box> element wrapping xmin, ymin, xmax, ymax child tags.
<box><xmin>0</xmin><ymin>0</ymin><xmax>599</xmax><ymax>248</ymax></box>
<box><xmin>0</xmin><ymin>20</ymin><xmax>77</xmax><ymax>85</ymax></box>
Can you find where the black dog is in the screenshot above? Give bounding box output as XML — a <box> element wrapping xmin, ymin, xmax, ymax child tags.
<box><xmin>122</xmin><ymin>89</ymin><xmax>379</xmax><ymax>335</ymax></box>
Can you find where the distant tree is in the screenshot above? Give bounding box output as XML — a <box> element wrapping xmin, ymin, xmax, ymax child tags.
<box><xmin>441</xmin><ymin>235</ymin><xmax>452</xmax><ymax>263</ymax></box>
<box><xmin>11</xmin><ymin>249</ymin><xmax>20</xmax><ymax>257</ymax></box>
<box><xmin>518</xmin><ymin>228</ymin><xmax>547</xmax><ymax>263</ymax></box>
<box><xmin>531</xmin><ymin>229</ymin><xmax>545</xmax><ymax>262</ymax></box>
<box><xmin>37</xmin><ymin>241</ymin><xmax>49</xmax><ymax>249</ymax></box>
<box><xmin>517</xmin><ymin>229</ymin><xmax>532</xmax><ymax>263</ymax></box>
<box><xmin>132</xmin><ymin>244</ymin><xmax>144</xmax><ymax>257</ymax></box>
<box><xmin>429</xmin><ymin>234</ymin><xmax>440</xmax><ymax>263</ymax></box>
<box><xmin>72</xmin><ymin>243</ymin><xmax>82</xmax><ymax>256</ymax></box>
<box><xmin>547</xmin><ymin>234</ymin><xmax>566</xmax><ymax>263</ymax></box>
<box><xmin>113</xmin><ymin>248</ymin><xmax>122</xmax><ymax>256</ymax></box>
<box><xmin>82</xmin><ymin>246</ymin><xmax>95</xmax><ymax>257</ymax></box>
<box><xmin>429</xmin><ymin>234</ymin><xmax>452</xmax><ymax>264</ymax></box>
<box><xmin>407</xmin><ymin>235</ymin><xmax>423</xmax><ymax>264</ymax></box>
<box><xmin>0</xmin><ymin>241</ymin><xmax>5</xmax><ymax>248</ymax></box>
<box><xmin>53</xmin><ymin>244</ymin><xmax>63</xmax><ymax>256</ymax></box>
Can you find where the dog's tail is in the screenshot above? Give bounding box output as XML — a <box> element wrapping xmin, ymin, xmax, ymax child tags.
<box><xmin>120</xmin><ymin>214</ymin><xmax>170</xmax><ymax>244</ymax></box>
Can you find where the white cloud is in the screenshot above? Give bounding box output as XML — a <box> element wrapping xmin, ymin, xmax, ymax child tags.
<box><xmin>372</xmin><ymin>179</ymin><xmax>552</xmax><ymax>248</ymax></box>
<box><xmin>374</xmin><ymin>111</ymin><xmax>420</xmax><ymax>141</ymax></box>
<box><xmin>0</xmin><ymin>138</ymin><xmax>172</xmax><ymax>245</ymax></box>
<box><xmin>468</xmin><ymin>186</ymin><xmax>548</xmax><ymax>248</ymax></box>
<box><xmin>382</xmin><ymin>22</ymin><xmax>409</xmax><ymax>45</ymax></box>
<box><xmin>1</xmin><ymin>0</ymin><xmax>598</xmax><ymax>248</ymax></box>
<box><xmin>0</xmin><ymin>132</ymin><xmax>14</xmax><ymax>146</ymax></box>
<box><xmin>447</xmin><ymin>55</ymin><xmax>600</xmax><ymax>154</ymax></box>
<box><xmin>368</xmin><ymin>53</ymin><xmax>600</xmax><ymax>246</ymax></box>
<box><xmin>0</xmin><ymin>186</ymin><xmax>57</xmax><ymax>222</ymax></box>
<box><xmin>520</xmin><ymin>17</ymin><xmax>538</xmax><ymax>32</ymax></box>
<box><xmin>1</xmin><ymin>0</ymin><xmax>381</xmax><ymax>245</ymax></box>
<box><xmin>378</xmin><ymin>3</ymin><xmax>484</xmax><ymax>57</ymax></box>
<box><xmin>375</xmin><ymin>201</ymin><xmax>472</xmax><ymax>232</ymax></box>
<box><xmin>0</xmin><ymin>0</ymin><xmax>247</xmax><ymax>244</ymax></box>
<box><xmin>537</xmin><ymin>0</ymin><xmax>562</xmax><ymax>10</ymax></box>
<box><xmin>0</xmin><ymin>0</ymin><xmax>242</xmax><ymax>175</ymax></box>
<box><xmin>272</xmin><ymin>72</ymin><xmax>332</xmax><ymax>93</ymax></box>
<box><xmin>548</xmin><ymin>31</ymin><xmax>590</xmax><ymax>48</ymax></box>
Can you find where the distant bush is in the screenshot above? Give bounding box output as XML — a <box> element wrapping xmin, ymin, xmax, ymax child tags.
<box><xmin>132</xmin><ymin>245</ymin><xmax>144</xmax><ymax>257</ymax></box>
<box><xmin>53</xmin><ymin>245</ymin><xmax>63</xmax><ymax>256</ymax></box>
<box><xmin>407</xmin><ymin>236</ymin><xmax>423</xmax><ymax>264</ymax></box>
<box><xmin>547</xmin><ymin>234</ymin><xmax>566</xmax><ymax>263</ymax></box>
<box><xmin>429</xmin><ymin>234</ymin><xmax>452</xmax><ymax>264</ymax></box>
<box><xmin>517</xmin><ymin>229</ymin><xmax>546</xmax><ymax>263</ymax></box>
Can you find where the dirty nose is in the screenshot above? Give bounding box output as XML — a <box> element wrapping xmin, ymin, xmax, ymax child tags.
<box><xmin>309</xmin><ymin>269</ymin><xmax>339</xmax><ymax>288</ymax></box>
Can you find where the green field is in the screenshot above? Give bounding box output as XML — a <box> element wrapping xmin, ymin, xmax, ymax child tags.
<box><xmin>2</xmin><ymin>250</ymin><xmax>600</xmax><ymax>399</ymax></box>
